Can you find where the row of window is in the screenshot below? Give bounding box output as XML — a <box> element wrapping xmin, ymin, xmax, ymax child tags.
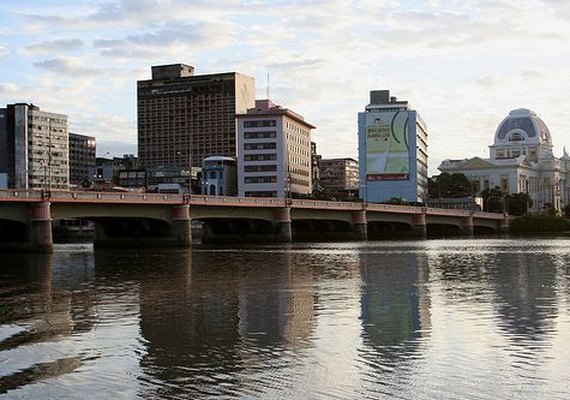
<box><xmin>244</xmin><ymin>131</ymin><xmax>276</xmax><ymax>139</ymax></box>
<box><xmin>244</xmin><ymin>176</ymin><xmax>277</xmax><ymax>183</ymax></box>
<box><xmin>244</xmin><ymin>142</ymin><xmax>276</xmax><ymax>150</ymax></box>
<box><xmin>244</xmin><ymin>120</ymin><xmax>276</xmax><ymax>128</ymax></box>
<box><xmin>244</xmin><ymin>165</ymin><xmax>277</xmax><ymax>172</ymax></box>
<box><xmin>244</xmin><ymin>154</ymin><xmax>276</xmax><ymax>161</ymax></box>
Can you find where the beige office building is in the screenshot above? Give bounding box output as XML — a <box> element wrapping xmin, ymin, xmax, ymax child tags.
<box><xmin>137</xmin><ymin>63</ymin><xmax>255</xmax><ymax>169</ymax></box>
<box><xmin>237</xmin><ymin>99</ymin><xmax>315</xmax><ymax>198</ymax></box>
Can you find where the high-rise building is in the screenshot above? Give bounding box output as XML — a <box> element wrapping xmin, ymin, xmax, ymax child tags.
<box><xmin>237</xmin><ymin>99</ymin><xmax>315</xmax><ymax>198</ymax></box>
<box><xmin>0</xmin><ymin>103</ymin><xmax>69</xmax><ymax>190</ymax></box>
<box><xmin>69</xmin><ymin>132</ymin><xmax>96</xmax><ymax>186</ymax></box>
<box><xmin>137</xmin><ymin>63</ymin><xmax>255</xmax><ymax>169</ymax></box>
<box><xmin>319</xmin><ymin>158</ymin><xmax>359</xmax><ymax>194</ymax></box>
<box><xmin>358</xmin><ymin>90</ymin><xmax>428</xmax><ymax>203</ymax></box>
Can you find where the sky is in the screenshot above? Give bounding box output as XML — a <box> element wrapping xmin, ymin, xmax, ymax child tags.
<box><xmin>1</xmin><ymin>0</ymin><xmax>569</xmax><ymax>175</ymax></box>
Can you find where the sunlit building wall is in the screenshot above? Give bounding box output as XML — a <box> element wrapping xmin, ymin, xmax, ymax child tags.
<box><xmin>358</xmin><ymin>90</ymin><xmax>428</xmax><ymax>203</ymax></box>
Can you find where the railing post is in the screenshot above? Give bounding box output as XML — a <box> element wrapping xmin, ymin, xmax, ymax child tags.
<box><xmin>275</xmin><ymin>207</ymin><xmax>292</xmax><ymax>242</ymax></box>
<box><xmin>29</xmin><ymin>201</ymin><xmax>53</xmax><ymax>253</ymax></box>
<box><xmin>500</xmin><ymin>213</ymin><xmax>509</xmax><ymax>234</ymax></box>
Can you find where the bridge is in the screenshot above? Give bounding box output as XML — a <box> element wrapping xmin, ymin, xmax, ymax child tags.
<box><xmin>0</xmin><ymin>189</ymin><xmax>509</xmax><ymax>253</ymax></box>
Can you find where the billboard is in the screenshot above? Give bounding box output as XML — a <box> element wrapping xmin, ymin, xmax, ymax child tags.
<box><xmin>365</xmin><ymin>111</ymin><xmax>410</xmax><ymax>180</ymax></box>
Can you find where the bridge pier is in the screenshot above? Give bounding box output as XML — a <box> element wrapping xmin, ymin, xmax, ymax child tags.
<box><xmin>412</xmin><ymin>212</ymin><xmax>427</xmax><ymax>238</ymax></box>
<box><xmin>171</xmin><ymin>204</ymin><xmax>192</xmax><ymax>246</ymax></box>
<box><xmin>459</xmin><ymin>215</ymin><xmax>474</xmax><ymax>237</ymax></box>
<box><xmin>500</xmin><ymin>214</ymin><xmax>509</xmax><ymax>234</ymax></box>
<box><xmin>275</xmin><ymin>207</ymin><xmax>292</xmax><ymax>242</ymax></box>
<box><xmin>352</xmin><ymin>210</ymin><xmax>368</xmax><ymax>240</ymax></box>
<box><xmin>29</xmin><ymin>201</ymin><xmax>54</xmax><ymax>253</ymax></box>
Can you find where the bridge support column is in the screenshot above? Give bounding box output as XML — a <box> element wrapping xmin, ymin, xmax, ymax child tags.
<box><xmin>171</xmin><ymin>204</ymin><xmax>192</xmax><ymax>246</ymax></box>
<box><xmin>412</xmin><ymin>212</ymin><xmax>427</xmax><ymax>238</ymax></box>
<box><xmin>460</xmin><ymin>215</ymin><xmax>474</xmax><ymax>236</ymax></box>
<box><xmin>29</xmin><ymin>201</ymin><xmax>53</xmax><ymax>253</ymax></box>
<box><xmin>352</xmin><ymin>210</ymin><xmax>368</xmax><ymax>240</ymax></box>
<box><xmin>500</xmin><ymin>214</ymin><xmax>509</xmax><ymax>234</ymax></box>
<box><xmin>275</xmin><ymin>207</ymin><xmax>292</xmax><ymax>242</ymax></box>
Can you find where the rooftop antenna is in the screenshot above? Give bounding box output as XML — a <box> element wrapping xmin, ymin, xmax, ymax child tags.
<box><xmin>266</xmin><ymin>72</ymin><xmax>270</xmax><ymax>99</ymax></box>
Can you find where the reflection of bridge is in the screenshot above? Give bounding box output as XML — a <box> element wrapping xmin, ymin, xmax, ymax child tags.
<box><xmin>0</xmin><ymin>190</ymin><xmax>508</xmax><ymax>253</ymax></box>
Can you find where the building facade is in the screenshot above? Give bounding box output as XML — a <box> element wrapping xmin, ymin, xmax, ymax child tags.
<box><xmin>69</xmin><ymin>132</ymin><xmax>96</xmax><ymax>186</ymax></box>
<box><xmin>0</xmin><ymin>103</ymin><xmax>69</xmax><ymax>190</ymax></box>
<box><xmin>358</xmin><ymin>90</ymin><xmax>428</xmax><ymax>203</ymax></box>
<box><xmin>201</xmin><ymin>156</ymin><xmax>237</xmax><ymax>196</ymax></box>
<box><xmin>137</xmin><ymin>63</ymin><xmax>255</xmax><ymax>169</ymax></box>
<box><xmin>237</xmin><ymin>99</ymin><xmax>315</xmax><ymax>198</ymax></box>
<box><xmin>439</xmin><ymin>108</ymin><xmax>570</xmax><ymax>212</ymax></box>
<box><xmin>319</xmin><ymin>158</ymin><xmax>359</xmax><ymax>195</ymax></box>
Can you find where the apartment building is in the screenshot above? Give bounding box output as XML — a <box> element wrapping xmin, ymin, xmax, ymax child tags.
<box><xmin>137</xmin><ymin>63</ymin><xmax>255</xmax><ymax>169</ymax></box>
<box><xmin>0</xmin><ymin>103</ymin><xmax>69</xmax><ymax>190</ymax></box>
<box><xmin>237</xmin><ymin>99</ymin><xmax>315</xmax><ymax>198</ymax></box>
<box><xmin>319</xmin><ymin>157</ymin><xmax>359</xmax><ymax>194</ymax></box>
<box><xmin>69</xmin><ymin>132</ymin><xmax>96</xmax><ymax>186</ymax></box>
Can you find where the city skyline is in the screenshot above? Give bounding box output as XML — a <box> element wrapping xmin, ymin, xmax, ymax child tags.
<box><xmin>1</xmin><ymin>0</ymin><xmax>569</xmax><ymax>174</ymax></box>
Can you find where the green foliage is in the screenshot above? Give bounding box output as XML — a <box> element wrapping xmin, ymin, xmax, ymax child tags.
<box><xmin>428</xmin><ymin>173</ymin><xmax>472</xmax><ymax>198</ymax></box>
<box><xmin>385</xmin><ymin>197</ymin><xmax>407</xmax><ymax>205</ymax></box>
<box><xmin>0</xmin><ymin>304</ymin><xmax>13</xmax><ymax>323</ymax></box>
<box><xmin>509</xmin><ymin>215</ymin><xmax>570</xmax><ymax>233</ymax></box>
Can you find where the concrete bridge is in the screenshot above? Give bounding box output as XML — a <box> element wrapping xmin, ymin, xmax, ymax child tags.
<box><xmin>0</xmin><ymin>189</ymin><xmax>509</xmax><ymax>253</ymax></box>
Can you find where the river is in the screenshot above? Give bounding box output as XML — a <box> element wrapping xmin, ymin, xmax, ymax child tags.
<box><xmin>1</xmin><ymin>238</ymin><xmax>570</xmax><ymax>399</ymax></box>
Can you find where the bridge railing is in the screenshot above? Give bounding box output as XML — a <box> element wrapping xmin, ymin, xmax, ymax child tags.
<box><xmin>0</xmin><ymin>189</ymin><xmax>43</xmax><ymax>201</ymax></box>
<box><xmin>189</xmin><ymin>195</ymin><xmax>287</xmax><ymax>207</ymax></box>
<box><xmin>292</xmin><ymin>199</ymin><xmax>364</xmax><ymax>210</ymax></box>
<box><xmin>48</xmin><ymin>190</ymin><xmax>186</xmax><ymax>203</ymax></box>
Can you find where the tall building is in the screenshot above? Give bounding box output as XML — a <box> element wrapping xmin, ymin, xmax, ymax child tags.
<box><xmin>137</xmin><ymin>63</ymin><xmax>255</xmax><ymax>169</ymax></box>
<box><xmin>237</xmin><ymin>99</ymin><xmax>315</xmax><ymax>198</ymax></box>
<box><xmin>319</xmin><ymin>157</ymin><xmax>359</xmax><ymax>194</ymax></box>
<box><xmin>439</xmin><ymin>108</ymin><xmax>570</xmax><ymax>212</ymax></box>
<box><xmin>358</xmin><ymin>90</ymin><xmax>428</xmax><ymax>203</ymax></box>
<box><xmin>0</xmin><ymin>103</ymin><xmax>69</xmax><ymax>190</ymax></box>
<box><xmin>69</xmin><ymin>132</ymin><xmax>96</xmax><ymax>186</ymax></box>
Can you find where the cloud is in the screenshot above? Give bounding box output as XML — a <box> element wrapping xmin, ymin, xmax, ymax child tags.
<box><xmin>21</xmin><ymin>38</ymin><xmax>84</xmax><ymax>56</ymax></box>
<box><xmin>33</xmin><ymin>56</ymin><xmax>106</xmax><ymax>77</ymax></box>
<box><xmin>0</xmin><ymin>45</ymin><xmax>7</xmax><ymax>58</ymax></box>
<box><xmin>93</xmin><ymin>21</ymin><xmax>235</xmax><ymax>60</ymax></box>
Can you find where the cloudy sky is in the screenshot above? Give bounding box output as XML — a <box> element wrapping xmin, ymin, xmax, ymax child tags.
<box><xmin>1</xmin><ymin>0</ymin><xmax>569</xmax><ymax>174</ymax></box>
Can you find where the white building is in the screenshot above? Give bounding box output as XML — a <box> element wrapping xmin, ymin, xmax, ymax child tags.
<box><xmin>201</xmin><ymin>156</ymin><xmax>237</xmax><ymax>196</ymax></box>
<box><xmin>237</xmin><ymin>99</ymin><xmax>315</xmax><ymax>198</ymax></box>
<box><xmin>0</xmin><ymin>103</ymin><xmax>69</xmax><ymax>190</ymax></box>
<box><xmin>439</xmin><ymin>108</ymin><xmax>570</xmax><ymax>212</ymax></box>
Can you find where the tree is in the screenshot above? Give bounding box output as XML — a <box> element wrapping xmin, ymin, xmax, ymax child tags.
<box><xmin>507</xmin><ymin>192</ymin><xmax>533</xmax><ymax>216</ymax></box>
<box><xmin>428</xmin><ymin>173</ymin><xmax>472</xmax><ymax>198</ymax></box>
<box><xmin>480</xmin><ymin>186</ymin><xmax>507</xmax><ymax>213</ymax></box>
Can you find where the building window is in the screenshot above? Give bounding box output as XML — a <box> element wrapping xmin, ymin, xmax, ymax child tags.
<box><xmin>244</xmin><ymin>120</ymin><xmax>276</xmax><ymax>128</ymax></box>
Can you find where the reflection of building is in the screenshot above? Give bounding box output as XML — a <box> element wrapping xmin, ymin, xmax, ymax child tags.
<box><xmin>137</xmin><ymin>63</ymin><xmax>255</xmax><ymax>169</ymax></box>
<box><xmin>358</xmin><ymin>90</ymin><xmax>428</xmax><ymax>203</ymax></box>
<box><xmin>201</xmin><ymin>156</ymin><xmax>237</xmax><ymax>196</ymax></box>
<box><xmin>360</xmin><ymin>251</ymin><xmax>431</xmax><ymax>361</ymax></box>
<box><xmin>439</xmin><ymin>109</ymin><xmax>570</xmax><ymax>212</ymax></box>
<box><xmin>69</xmin><ymin>132</ymin><xmax>96</xmax><ymax>186</ymax></box>
<box><xmin>0</xmin><ymin>103</ymin><xmax>69</xmax><ymax>190</ymax></box>
<box><xmin>237</xmin><ymin>99</ymin><xmax>315</xmax><ymax>198</ymax></box>
<box><xmin>319</xmin><ymin>157</ymin><xmax>359</xmax><ymax>196</ymax></box>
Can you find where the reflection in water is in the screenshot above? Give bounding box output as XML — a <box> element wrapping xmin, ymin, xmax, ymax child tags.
<box><xmin>1</xmin><ymin>240</ymin><xmax>570</xmax><ymax>399</ymax></box>
<box><xmin>358</xmin><ymin>247</ymin><xmax>431</xmax><ymax>397</ymax></box>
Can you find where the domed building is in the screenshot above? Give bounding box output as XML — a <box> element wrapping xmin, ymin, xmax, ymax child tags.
<box><xmin>439</xmin><ymin>109</ymin><xmax>570</xmax><ymax>212</ymax></box>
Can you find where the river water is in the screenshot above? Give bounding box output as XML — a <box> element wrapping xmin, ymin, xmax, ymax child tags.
<box><xmin>1</xmin><ymin>238</ymin><xmax>570</xmax><ymax>399</ymax></box>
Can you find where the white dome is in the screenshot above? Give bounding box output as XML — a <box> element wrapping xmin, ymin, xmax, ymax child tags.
<box><xmin>494</xmin><ymin>108</ymin><xmax>552</xmax><ymax>146</ymax></box>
